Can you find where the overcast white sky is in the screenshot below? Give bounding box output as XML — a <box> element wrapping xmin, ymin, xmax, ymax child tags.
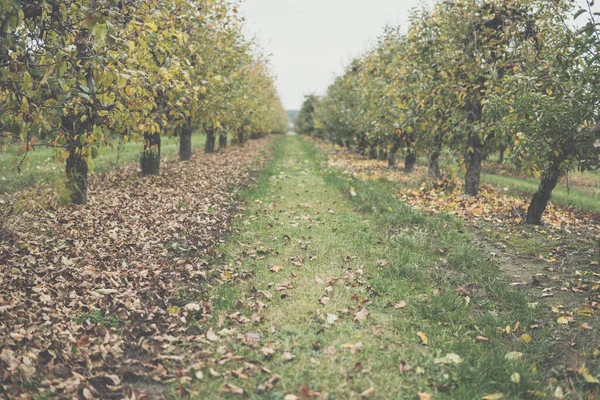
<box><xmin>239</xmin><ymin>0</ymin><xmax>598</xmax><ymax>110</ymax></box>
<box><xmin>239</xmin><ymin>0</ymin><xmax>424</xmax><ymax>110</ymax></box>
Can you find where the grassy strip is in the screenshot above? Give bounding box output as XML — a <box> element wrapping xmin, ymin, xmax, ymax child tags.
<box><xmin>183</xmin><ymin>135</ymin><xmax>582</xmax><ymax>399</ymax></box>
<box><xmin>0</xmin><ymin>133</ymin><xmax>206</xmax><ymax>194</ymax></box>
<box><xmin>482</xmin><ymin>172</ymin><xmax>600</xmax><ymax>214</ymax></box>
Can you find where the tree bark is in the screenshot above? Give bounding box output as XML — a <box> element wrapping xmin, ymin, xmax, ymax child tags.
<box><xmin>498</xmin><ymin>146</ymin><xmax>506</xmax><ymax>164</ymax></box>
<box><xmin>66</xmin><ymin>144</ymin><xmax>89</xmax><ymax>205</ymax></box>
<box><xmin>179</xmin><ymin>119</ymin><xmax>193</xmax><ymax>161</ymax></box>
<box><xmin>526</xmin><ymin>164</ymin><xmax>560</xmax><ymax>225</ymax></box>
<box><xmin>357</xmin><ymin>136</ymin><xmax>367</xmax><ymax>156</ymax></box>
<box><xmin>428</xmin><ymin>151</ymin><xmax>442</xmax><ymax>179</ymax></box>
<box><xmin>218</xmin><ymin>133</ymin><xmax>227</xmax><ymax>150</ymax></box>
<box><xmin>404</xmin><ymin>151</ymin><xmax>416</xmax><ymax>173</ymax></box>
<box><xmin>205</xmin><ymin>128</ymin><xmax>216</xmax><ymax>153</ymax></box>
<box><xmin>388</xmin><ymin>135</ymin><xmax>402</xmax><ymax>169</ymax></box>
<box><xmin>464</xmin><ymin>134</ymin><xmax>483</xmax><ymax>196</ymax></box>
<box><xmin>464</xmin><ymin>148</ymin><xmax>482</xmax><ymax>196</ymax></box>
<box><xmin>141</xmin><ymin>132</ymin><xmax>161</xmax><ymax>175</ymax></box>
<box><xmin>368</xmin><ymin>146</ymin><xmax>378</xmax><ymax>160</ymax></box>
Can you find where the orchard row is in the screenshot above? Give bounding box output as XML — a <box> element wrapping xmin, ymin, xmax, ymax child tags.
<box><xmin>296</xmin><ymin>0</ymin><xmax>600</xmax><ymax>225</ymax></box>
<box><xmin>0</xmin><ymin>0</ymin><xmax>288</xmax><ymax>204</ymax></box>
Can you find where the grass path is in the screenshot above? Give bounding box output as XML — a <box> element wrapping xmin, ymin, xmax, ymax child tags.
<box><xmin>186</xmin><ymin>136</ymin><xmax>594</xmax><ymax>399</ymax></box>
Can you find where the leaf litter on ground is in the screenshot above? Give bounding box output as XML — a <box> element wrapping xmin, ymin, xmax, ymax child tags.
<box><xmin>0</xmin><ymin>137</ymin><xmax>273</xmax><ymax>399</ymax></box>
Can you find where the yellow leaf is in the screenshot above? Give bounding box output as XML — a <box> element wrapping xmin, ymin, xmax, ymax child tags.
<box><xmin>167</xmin><ymin>305</ymin><xmax>180</xmax><ymax>315</ymax></box>
<box><xmin>417</xmin><ymin>331</ymin><xmax>428</xmax><ymax>346</ymax></box>
<box><xmin>576</xmin><ymin>306</ymin><xmax>594</xmax><ymax>317</ymax></box>
<box><xmin>579</xmin><ymin>366</ymin><xmax>600</xmax><ymax>383</ymax></box>
<box><xmin>220</xmin><ymin>271</ymin><xmax>232</xmax><ymax>280</ymax></box>
<box><xmin>145</xmin><ymin>21</ymin><xmax>158</xmax><ymax>32</ymax></box>
<box><xmin>21</xmin><ymin>97</ymin><xmax>29</xmax><ymax>113</ymax></box>
<box><xmin>557</xmin><ymin>316</ymin><xmax>569</xmax><ymax>325</ymax></box>
<box><xmin>350</xmin><ymin>187</ymin><xmax>357</xmax><ymax>197</ymax></box>
<box><xmin>511</xmin><ymin>372</ymin><xmax>520</xmax><ymax>383</ymax></box>
<box><xmin>521</xmin><ymin>334</ymin><xmax>532</xmax><ymax>344</ymax></box>
<box><xmin>482</xmin><ymin>394</ymin><xmax>504</xmax><ymax>400</ymax></box>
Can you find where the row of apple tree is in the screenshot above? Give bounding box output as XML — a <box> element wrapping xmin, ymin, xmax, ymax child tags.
<box><xmin>0</xmin><ymin>0</ymin><xmax>288</xmax><ymax>204</ymax></box>
<box><xmin>296</xmin><ymin>0</ymin><xmax>600</xmax><ymax>224</ymax></box>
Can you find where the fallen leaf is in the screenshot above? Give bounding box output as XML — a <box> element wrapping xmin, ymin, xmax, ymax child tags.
<box><xmin>270</xmin><ymin>265</ymin><xmax>284</xmax><ymax>273</ymax></box>
<box><xmin>206</xmin><ymin>328</ymin><xmax>218</xmax><ymax>342</ymax></box>
<box><xmin>393</xmin><ymin>301</ymin><xmax>407</xmax><ymax>309</ymax></box>
<box><xmin>576</xmin><ymin>306</ymin><xmax>594</xmax><ymax>317</ymax></box>
<box><xmin>354</xmin><ymin>307</ymin><xmax>369</xmax><ymax>323</ymax></box>
<box><xmin>360</xmin><ymin>387</ymin><xmax>374</xmax><ymax>398</ymax></box>
<box><xmin>579</xmin><ymin>366</ymin><xmax>600</xmax><ymax>383</ymax></box>
<box><xmin>398</xmin><ymin>361</ymin><xmax>412</xmax><ymax>373</ymax></box>
<box><xmin>580</xmin><ymin>323</ymin><xmax>593</xmax><ymax>330</ymax></box>
<box><xmin>418</xmin><ymin>393</ymin><xmax>432</xmax><ymax>400</ymax></box>
<box><xmin>521</xmin><ymin>334</ymin><xmax>532</xmax><ymax>344</ymax></box>
<box><xmin>417</xmin><ymin>331</ymin><xmax>428</xmax><ymax>346</ymax></box>
<box><xmin>557</xmin><ymin>316</ymin><xmax>569</xmax><ymax>325</ymax></box>
<box><xmin>504</xmin><ymin>352</ymin><xmax>523</xmax><ymax>361</ymax></box>
<box><xmin>482</xmin><ymin>394</ymin><xmax>504</xmax><ymax>400</ymax></box>
<box><xmin>221</xmin><ymin>383</ymin><xmax>245</xmax><ymax>395</ymax></box>
<box><xmin>326</xmin><ymin>314</ymin><xmax>338</xmax><ymax>324</ymax></box>
<box><xmin>511</xmin><ymin>372</ymin><xmax>520</xmax><ymax>383</ymax></box>
<box><xmin>261</xmin><ymin>347</ymin><xmax>276</xmax><ymax>357</ymax></box>
<box><xmin>95</xmin><ymin>288</ymin><xmax>118</xmax><ymax>295</ymax></box>
<box><xmin>341</xmin><ymin>342</ymin><xmax>363</xmax><ymax>354</ymax></box>
<box><xmin>434</xmin><ymin>353</ymin><xmax>462</xmax><ymax>365</ymax></box>
<box><xmin>244</xmin><ymin>332</ymin><xmax>261</xmax><ymax>345</ymax></box>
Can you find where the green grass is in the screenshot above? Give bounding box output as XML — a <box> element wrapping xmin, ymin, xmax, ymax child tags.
<box><xmin>415</xmin><ymin>153</ymin><xmax>600</xmax><ymax>214</ymax></box>
<box><xmin>0</xmin><ymin>133</ymin><xmax>206</xmax><ymax>194</ymax></box>
<box><xmin>180</xmin><ymin>135</ymin><xmax>588</xmax><ymax>399</ymax></box>
<box><xmin>482</xmin><ymin>172</ymin><xmax>600</xmax><ymax>214</ymax></box>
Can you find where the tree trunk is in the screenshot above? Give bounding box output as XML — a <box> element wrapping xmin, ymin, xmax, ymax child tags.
<box><xmin>219</xmin><ymin>133</ymin><xmax>227</xmax><ymax>150</ymax></box>
<box><xmin>526</xmin><ymin>164</ymin><xmax>560</xmax><ymax>225</ymax></box>
<box><xmin>428</xmin><ymin>151</ymin><xmax>442</xmax><ymax>179</ymax></box>
<box><xmin>464</xmin><ymin>136</ymin><xmax>483</xmax><ymax>196</ymax></box>
<box><xmin>368</xmin><ymin>146</ymin><xmax>378</xmax><ymax>160</ymax></box>
<box><xmin>66</xmin><ymin>144</ymin><xmax>89</xmax><ymax>205</ymax></box>
<box><xmin>357</xmin><ymin>137</ymin><xmax>367</xmax><ymax>156</ymax></box>
<box><xmin>141</xmin><ymin>132</ymin><xmax>161</xmax><ymax>175</ymax></box>
<box><xmin>179</xmin><ymin>120</ymin><xmax>193</xmax><ymax>161</ymax></box>
<box><xmin>205</xmin><ymin>128</ymin><xmax>216</xmax><ymax>153</ymax></box>
<box><xmin>388</xmin><ymin>135</ymin><xmax>402</xmax><ymax>169</ymax></box>
<box><xmin>498</xmin><ymin>146</ymin><xmax>506</xmax><ymax>164</ymax></box>
<box><xmin>404</xmin><ymin>151</ymin><xmax>416</xmax><ymax>173</ymax></box>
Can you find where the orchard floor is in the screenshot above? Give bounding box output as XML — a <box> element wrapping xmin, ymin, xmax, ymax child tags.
<box><xmin>182</xmin><ymin>136</ymin><xmax>598</xmax><ymax>399</ymax></box>
<box><xmin>1</xmin><ymin>135</ymin><xmax>599</xmax><ymax>399</ymax></box>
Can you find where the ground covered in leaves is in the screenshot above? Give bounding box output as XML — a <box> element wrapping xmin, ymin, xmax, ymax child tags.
<box><xmin>0</xmin><ymin>138</ymin><xmax>272</xmax><ymax>399</ymax></box>
<box><xmin>2</xmin><ymin>135</ymin><xmax>600</xmax><ymax>399</ymax></box>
